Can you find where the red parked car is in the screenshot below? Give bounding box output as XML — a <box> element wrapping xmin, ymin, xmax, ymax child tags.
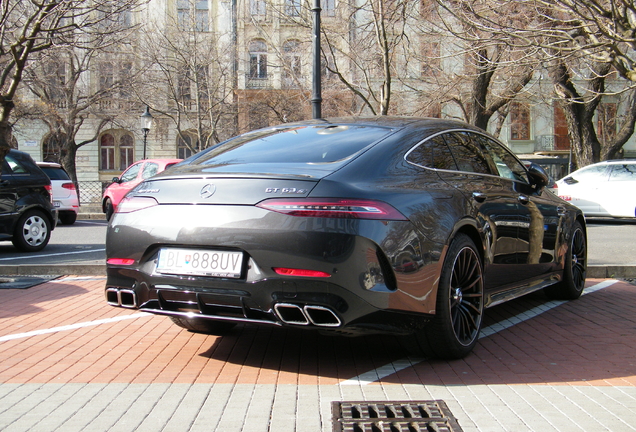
<box><xmin>102</xmin><ymin>159</ymin><xmax>182</xmax><ymax>220</ymax></box>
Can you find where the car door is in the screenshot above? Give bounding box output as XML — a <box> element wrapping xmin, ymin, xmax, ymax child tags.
<box><xmin>434</xmin><ymin>131</ymin><xmax>526</xmax><ymax>289</ymax></box>
<box><xmin>601</xmin><ymin>163</ymin><xmax>636</xmax><ymax>217</ymax></box>
<box><xmin>109</xmin><ymin>161</ymin><xmax>144</xmax><ymax>206</ymax></box>
<box><xmin>475</xmin><ymin>134</ymin><xmax>562</xmax><ymax>280</ymax></box>
<box><xmin>0</xmin><ymin>159</ymin><xmax>16</xmax><ymax>236</ymax></box>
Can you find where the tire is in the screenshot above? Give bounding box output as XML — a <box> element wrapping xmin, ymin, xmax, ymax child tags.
<box><xmin>12</xmin><ymin>210</ymin><xmax>52</xmax><ymax>252</ymax></box>
<box><xmin>170</xmin><ymin>316</ymin><xmax>236</xmax><ymax>335</ymax></box>
<box><xmin>59</xmin><ymin>211</ymin><xmax>77</xmax><ymax>225</ymax></box>
<box><xmin>544</xmin><ymin>220</ymin><xmax>587</xmax><ymax>300</ymax></box>
<box><xmin>404</xmin><ymin>233</ymin><xmax>484</xmax><ymax>359</ymax></box>
<box><xmin>104</xmin><ymin>198</ymin><xmax>114</xmax><ymax>221</ymax></box>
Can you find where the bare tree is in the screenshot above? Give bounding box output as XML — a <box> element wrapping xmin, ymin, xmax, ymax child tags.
<box><xmin>437</xmin><ymin>0</ymin><xmax>636</xmax><ymax>167</ymax></box>
<box><xmin>137</xmin><ymin>3</ymin><xmax>236</xmax><ymax>155</ymax></box>
<box><xmin>18</xmin><ymin>38</ymin><xmax>139</xmax><ymax>185</ymax></box>
<box><xmin>0</xmin><ymin>0</ymin><xmax>143</xmax><ymax>163</ymax></box>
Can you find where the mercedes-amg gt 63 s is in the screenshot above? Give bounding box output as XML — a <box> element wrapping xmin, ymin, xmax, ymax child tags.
<box><xmin>105</xmin><ymin>117</ymin><xmax>587</xmax><ymax>359</ymax></box>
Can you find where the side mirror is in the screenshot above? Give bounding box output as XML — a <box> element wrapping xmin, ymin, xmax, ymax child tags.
<box><xmin>112</xmin><ymin>177</ymin><xmax>121</xmax><ymax>184</ymax></box>
<box><xmin>525</xmin><ymin>162</ymin><xmax>549</xmax><ymax>190</ymax></box>
<box><xmin>563</xmin><ymin>176</ymin><xmax>579</xmax><ymax>185</ymax></box>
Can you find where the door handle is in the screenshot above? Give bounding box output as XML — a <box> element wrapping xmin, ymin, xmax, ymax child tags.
<box><xmin>472</xmin><ymin>192</ymin><xmax>487</xmax><ymax>203</ymax></box>
<box><xmin>518</xmin><ymin>194</ymin><xmax>529</xmax><ymax>205</ymax></box>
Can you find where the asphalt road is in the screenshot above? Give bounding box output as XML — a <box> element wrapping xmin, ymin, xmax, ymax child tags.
<box><xmin>586</xmin><ymin>217</ymin><xmax>636</xmax><ymax>265</ymax></box>
<box><xmin>0</xmin><ymin>219</ymin><xmax>107</xmax><ymax>268</ymax></box>
<box><xmin>0</xmin><ymin>216</ymin><xmax>633</xmax><ymax>272</ymax></box>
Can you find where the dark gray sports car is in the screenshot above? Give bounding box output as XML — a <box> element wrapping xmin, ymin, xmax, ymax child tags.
<box><xmin>105</xmin><ymin>117</ymin><xmax>586</xmax><ymax>359</ymax></box>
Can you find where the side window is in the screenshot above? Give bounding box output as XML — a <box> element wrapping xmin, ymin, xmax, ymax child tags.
<box><xmin>474</xmin><ymin>134</ymin><xmax>528</xmax><ymax>183</ymax></box>
<box><xmin>406</xmin><ymin>135</ymin><xmax>458</xmax><ymax>170</ymax></box>
<box><xmin>5</xmin><ymin>155</ymin><xmax>27</xmax><ymax>174</ymax></box>
<box><xmin>568</xmin><ymin>165</ymin><xmax>608</xmax><ymax>183</ymax></box>
<box><xmin>609</xmin><ymin>164</ymin><xmax>636</xmax><ymax>181</ymax></box>
<box><xmin>142</xmin><ymin>163</ymin><xmax>159</xmax><ymax>179</ymax></box>
<box><xmin>443</xmin><ymin>132</ymin><xmax>493</xmax><ymax>175</ymax></box>
<box><xmin>120</xmin><ymin>163</ymin><xmax>141</xmax><ymax>183</ymax></box>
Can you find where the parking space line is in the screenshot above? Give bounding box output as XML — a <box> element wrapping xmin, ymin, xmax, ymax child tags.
<box><xmin>0</xmin><ymin>313</ymin><xmax>151</xmax><ymax>343</ymax></box>
<box><xmin>340</xmin><ymin>279</ymin><xmax>619</xmax><ymax>386</ymax></box>
<box><xmin>0</xmin><ymin>248</ymin><xmax>106</xmax><ymax>261</ymax></box>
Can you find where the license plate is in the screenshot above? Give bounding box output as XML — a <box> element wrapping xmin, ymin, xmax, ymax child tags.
<box><xmin>54</xmin><ymin>201</ymin><xmax>61</xmax><ymax>207</ymax></box>
<box><xmin>156</xmin><ymin>248</ymin><xmax>243</xmax><ymax>278</ymax></box>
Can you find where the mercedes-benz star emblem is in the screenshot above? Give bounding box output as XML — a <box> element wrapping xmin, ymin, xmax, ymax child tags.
<box><xmin>200</xmin><ymin>184</ymin><xmax>216</xmax><ymax>199</ymax></box>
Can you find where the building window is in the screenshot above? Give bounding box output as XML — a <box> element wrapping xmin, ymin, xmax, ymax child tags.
<box><xmin>100</xmin><ymin>130</ymin><xmax>134</xmax><ymax>171</ymax></box>
<box><xmin>510</xmin><ymin>102</ymin><xmax>531</xmax><ymax>141</ymax></box>
<box><xmin>285</xmin><ymin>0</ymin><xmax>301</xmax><ymax>16</ymax></box>
<box><xmin>177</xmin><ymin>133</ymin><xmax>198</xmax><ymax>158</ymax></box>
<box><xmin>421</xmin><ymin>41</ymin><xmax>441</xmax><ymax>77</ymax></box>
<box><xmin>283</xmin><ymin>40</ymin><xmax>301</xmax><ymax>87</ymax></box>
<box><xmin>250</xmin><ymin>0</ymin><xmax>266</xmax><ymax>16</ymax></box>
<box><xmin>178</xmin><ymin>0</ymin><xmax>209</xmax><ymax>31</ymax></box>
<box><xmin>249</xmin><ymin>40</ymin><xmax>268</xmax><ymax>79</ymax></box>
<box><xmin>323</xmin><ymin>0</ymin><xmax>335</xmax><ymax>16</ymax></box>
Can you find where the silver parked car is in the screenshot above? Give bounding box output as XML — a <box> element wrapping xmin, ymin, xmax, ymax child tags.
<box><xmin>557</xmin><ymin>160</ymin><xmax>636</xmax><ymax>218</ymax></box>
<box><xmin>37</xmin><ymin>162</ymin><xmax>80</xmax><ymax>225</ymax></box>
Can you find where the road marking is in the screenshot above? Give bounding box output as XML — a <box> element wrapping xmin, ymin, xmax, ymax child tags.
<box><xmin>0</xmin><ymin>313</ymin><xmax>152</xmax><ymax>343</ymax></box>
<box><xmin>0</xmin><ymin>248</ymin><xmax>105</xmax><ymax>261</ymax></box>
<box><xmin>340</xmin><ymin>279</ymin><xmax>619</xmax><ymax>385</ymax></box>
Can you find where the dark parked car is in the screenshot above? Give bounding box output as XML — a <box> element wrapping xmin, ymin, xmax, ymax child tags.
<box><xmin>105</xmin><ymin>117</ymin><xmax>586</xmax><ymax>359</ymax></box>
<box><xmin>1</xmin><ymin>149</ymin><xmax>57</xmax><ymax>251</ymax></box>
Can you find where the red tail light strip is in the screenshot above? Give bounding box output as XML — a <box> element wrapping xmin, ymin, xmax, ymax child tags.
<box><xmin>257</xmin><ymin>198</ymin><xmax>407</xmax><ymax>220</ymax></box>
<box><xmin>273</xmin><ymin>268</ymin><xmax>331</xmax><ymax>277</ymax></box>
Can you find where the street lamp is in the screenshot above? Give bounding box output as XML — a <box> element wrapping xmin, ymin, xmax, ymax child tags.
<box><xmin>140</xmin><ymin>105</ymin><xmax>153</xmax><ymax>159</ymax></box>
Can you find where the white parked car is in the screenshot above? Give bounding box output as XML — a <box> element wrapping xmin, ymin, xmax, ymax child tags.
<box><xmin>36</xmin><ymin>162</ymin><xmax>80</xmax><ymax>225</ymax></box>
<box><xmin>557</xmin><ymin>160</ymin><xmax>636</xmax><ymax>218</ymax></box>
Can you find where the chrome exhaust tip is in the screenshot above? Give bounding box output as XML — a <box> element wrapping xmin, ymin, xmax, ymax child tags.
<box><xmin>119</xmin><ymin>289</ymin><xmax>137</xmax><ymax>308</ymax></box>
<box><xmin>304</xmin><ymin>305</ymin><xmax>341</xmax><ymax>327</ymax></box>
<box><xmin>106</xmin><ymin>288</ymin><xmax>120</xmax><ymax>306</ymax></box>
<box><xmin>274</xmin><ymin>303</ymin><xmax>309</xmax><ymax>325</ymax></box>
<box><xmin>105</xmin><ymin>288</ymin><xmax>137</xmax><ymax>308</ymax></box>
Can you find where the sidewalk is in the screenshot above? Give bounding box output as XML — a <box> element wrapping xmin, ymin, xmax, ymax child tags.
<box><xmin>0</xmin><ymin>277</ymin><xmax>635</xmax><ymax>431</ymax></box>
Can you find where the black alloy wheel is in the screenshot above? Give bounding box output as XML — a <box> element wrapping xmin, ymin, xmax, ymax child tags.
<box><xmin>544</xmin><ymin>220</ymin><xmax>587</xmax><ymax>300</ymax></box>
<box><xmin>104</xmin><ymin>198</ymin><xmax>114</xmax><ymax>221</ymax></box>
<box><xmin>406</xmin><ymin>233</ymin><xmax>484</xmax><ymax>359</ymax></box>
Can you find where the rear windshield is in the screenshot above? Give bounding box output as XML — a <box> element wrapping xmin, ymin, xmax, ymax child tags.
<box><xmin>40</xmin><ymin>167</ymin><xmax>70</xmax><ymax>180</ymax></box>
<box><xmin>191</xmin><ymin>125</ymin><xmax>391</xmax><ymax>166</ymax></box>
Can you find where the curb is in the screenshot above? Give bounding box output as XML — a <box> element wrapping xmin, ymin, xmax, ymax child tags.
<box><xmin>0</xmin><ymin>264</ymin><xmax>106</xmax><ymax>276</ymax></box>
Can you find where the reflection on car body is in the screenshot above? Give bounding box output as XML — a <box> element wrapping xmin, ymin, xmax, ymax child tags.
<box><xmin>105</xmin><ymin>117</ymin><xmax>587</xmax><ymax>359</ymax></box>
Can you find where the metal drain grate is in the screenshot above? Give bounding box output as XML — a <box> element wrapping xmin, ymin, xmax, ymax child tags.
<box><xmin>332</xmin><ymin>400</ymin><xmax>463</xmax><ymax>432</ymax></box>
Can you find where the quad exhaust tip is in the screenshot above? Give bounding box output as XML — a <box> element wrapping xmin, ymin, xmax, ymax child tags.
<box><xmin>274</xmin><ymin>303</ymin><xmax>341</xmax><ymax>327</ymax></box>
<box><xmin>106</xmin><ymin>288</ymin><xmax>137</xmax><ymax>308</ymax></box>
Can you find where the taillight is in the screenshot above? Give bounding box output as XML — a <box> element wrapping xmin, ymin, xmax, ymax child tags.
<box><xmin>62</xmin><ymin>182</ymin><xmax>76</xmax><ymax>190</ymax></box>
<box><xmin>107</xmin><ymin>258</ymin><xmax>136</xmax><ymax>265</ymax></box>
<box><xmin>273</xmin><ymin>267</ymin><xmax>331</xmax><ymax>277</ymax></box>
<box><xmin>44</xmin><ymin>185</ymin><xmax>53</xmax><ymax>204</ymax></box>
<box><xmin>256</xmin><ymin>198</ymin><xmax>407</xmax><ymax>220</ymax></box>
<box><xmin>116</xmin><ymin>196</ymin><xmax>158</xmax><ymax>214</ymax></box>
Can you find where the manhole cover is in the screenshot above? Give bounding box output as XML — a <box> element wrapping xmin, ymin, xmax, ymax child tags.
<box><xmin>332</xmin><ymin>400</ymin><xmax>463</xmax><ymax>432</ymax></box>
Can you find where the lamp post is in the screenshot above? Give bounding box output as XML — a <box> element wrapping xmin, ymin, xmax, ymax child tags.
<box><xmin>140</xmin><ymin>105</ymin><xmax>153</xmax><ymax>159</ymax></box>
<box><xmin>311</xmin><ymin>0</ymin><xmax>322</xmax><ymax>119</ymax></box>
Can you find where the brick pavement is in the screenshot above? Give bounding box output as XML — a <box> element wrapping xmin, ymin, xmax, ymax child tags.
<box><xmin>1</xmin><ymin>276</ymin><xmax>636</xmax><ymax>431</ymax></box>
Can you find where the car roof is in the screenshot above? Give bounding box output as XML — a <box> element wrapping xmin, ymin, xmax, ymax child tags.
<box><xmin>36</xmin><ymin>161</ymin><xmax>63</xmax><ymax>169</ymax></box>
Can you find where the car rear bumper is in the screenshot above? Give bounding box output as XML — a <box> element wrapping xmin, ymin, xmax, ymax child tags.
<box><xmin>104</xmin><ymin>266</ymin><xmax>431</xmax><ymax>336</ymax></box>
